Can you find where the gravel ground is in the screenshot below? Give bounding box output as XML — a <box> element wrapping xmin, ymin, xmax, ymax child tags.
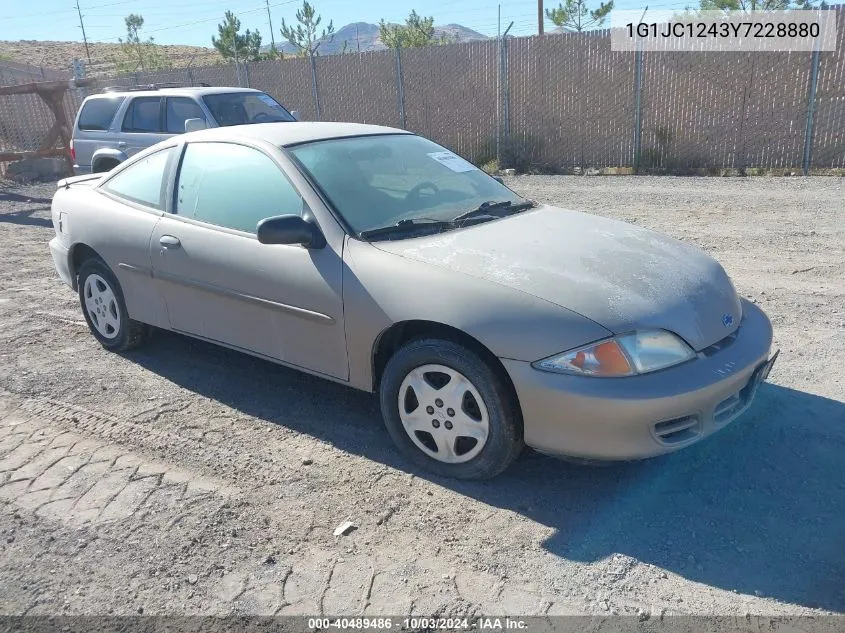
<box><xmin>0</xmin><ymin>175</ymin><xmax>843</xmax><ymax>618</ymax></box>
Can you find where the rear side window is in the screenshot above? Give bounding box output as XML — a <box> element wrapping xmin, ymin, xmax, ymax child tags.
<box><xmin>175</xmin><ymin>142</ymin><xmax>302</xmax><ymax>233</ymax></box>
<box><xmin>101</xmin><ymin>147</ymin><xmax>174</xmax><ymax>209</ymax></box>
<box><xmin>165</xmin><ymin>97</ymin><xmax>206</xmax><ymax>134</ymax></box>
<box><xmin>77</xmin><ymin>97</ymin><xmax>124</xmax><ymax>131</ymax></box>
<box><xmin>122</xmin><ymin>97</ymin><xmax>162</xmax><ymax>133</ymax></box>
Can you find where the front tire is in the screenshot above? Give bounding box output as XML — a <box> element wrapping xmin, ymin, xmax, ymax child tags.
<box><xmin>77</xmin><ymin>258</ymin><xmax>148</xmax><ymax>352</ymax></box>
<box><xmin>379</xmin><ymin>338</ymin><xmax>523</xmax><ymax>479</ymax></box>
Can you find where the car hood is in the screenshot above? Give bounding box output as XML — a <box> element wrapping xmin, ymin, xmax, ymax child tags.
<box><xmin>373</xmin><ymin>205</ymin><xmax>742</xmax><ymax>351</ymax></box>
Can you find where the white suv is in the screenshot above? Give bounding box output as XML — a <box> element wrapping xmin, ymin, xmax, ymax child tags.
<box><xmin>70</xmin><ymin>85</ymin><xmax>299</xmax><ymax>175</ymax></box>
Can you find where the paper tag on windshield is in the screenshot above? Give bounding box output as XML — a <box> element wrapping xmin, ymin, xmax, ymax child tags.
<box><xmin>427</xmin><ymin>151</ymin><xmax>477</xmax><ymax>173</ymax></box>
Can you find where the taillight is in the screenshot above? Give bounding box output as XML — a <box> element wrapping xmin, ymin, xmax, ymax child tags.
<box><xmin>69</xmin><ymin>140</ymin><xmax>75</xmax><ymax>162</ymax></box>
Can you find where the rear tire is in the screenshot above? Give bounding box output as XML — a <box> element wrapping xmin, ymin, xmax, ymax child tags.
<box><xmin>77</xmin><ymin>258</ymin><xmax>148</xmax><ymax>352</ymax></box>
<box><xmin>379</xmin><ymin>338</ymin><xmax>523</xmax><ymax>479</ymax></box>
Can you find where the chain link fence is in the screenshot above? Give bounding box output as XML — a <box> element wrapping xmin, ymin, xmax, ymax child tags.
<box><xmin>0</xmin><ymin>61</ymin><xmax>77</xmax><ymax>176</ymax></box>
<box><xmin>2</xmin><ymin>7</ymin><xmax>844</xmax><ymax>178</ymax></box>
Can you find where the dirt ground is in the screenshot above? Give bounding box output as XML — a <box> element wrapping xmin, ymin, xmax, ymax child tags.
<box><xmin>0</xmin><ymin>175</ymin><xmax>843</xmax><ymax>619</ymax></box>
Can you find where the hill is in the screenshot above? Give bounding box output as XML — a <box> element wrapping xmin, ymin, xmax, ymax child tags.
<box><xmin>0</xmin><ymin>22</ymin><xmax>489</xmax><ymax>78</ymax></box>
<box><xmin>0</xmin><ymin>40</ymin><xmax>224</xmax><ymax>78</ymax></box>
<box><xmin>272</xmin><ymin>22</ymin><xmax>489</xmax><ymax>56</ymax></box>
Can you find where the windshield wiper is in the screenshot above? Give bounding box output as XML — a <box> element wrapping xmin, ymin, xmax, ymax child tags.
<box><xmin>452</xmin><ymin>199</ymin><xmax>535</xmax><ymax>225</ymax></box>
<box><xmin>359</xmin><ymin>201</ymin><xmax>535</xmax><ymax>241</ymax></box>
<box><xmin>359</xmin><ymin>217</ymin><xmax>454</xmax><ymax>241</ymax></box>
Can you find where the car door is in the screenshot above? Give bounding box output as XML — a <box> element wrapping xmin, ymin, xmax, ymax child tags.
<box><xmin>149</xmin><ymin>140</ymin><xmax>348</xmax><ymax>380</ymax></box>
<box><xmin>119</xmin><ymin>96</ymin><xmax>172</xmax><ymax>157</ymax></box>
<box><xmin>163</xmin><ymin>97</ymin><xmax>208</xmax><ymax>135</ymax></box>
<box><xmin>93</xmin><ymin>145</ymin><xmax>178</xmax><ymax>328</ymax></box>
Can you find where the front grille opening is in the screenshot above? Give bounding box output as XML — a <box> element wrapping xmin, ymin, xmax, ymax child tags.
<box><xmin>700</xmin><ymin>330</ymin><xmax>739</xmax><ymax>357</ymax></box>
<box><xmin>653</xmin><ymin>415</ymin><xmax>701</xmax><ymax>445</ymax></box>
<box><xmin>714</xmin><ymin>393</ymin><xmax>743</xmax><ymax>425</ymax></box>
<box><xmin>714</xmin><ymin>375</ymin><xmax>758</xmax><ymax>425</ymax></box>
<box><xmin>700</xmin><ymin>315</ymin><xmax>747</xmax><ymax>357</ymax></box>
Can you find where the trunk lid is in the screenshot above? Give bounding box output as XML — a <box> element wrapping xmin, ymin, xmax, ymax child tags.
<box><xmin>57</xmin><ymin>173</ymin><xmax>102</xmax><ymax>189</ymax></box>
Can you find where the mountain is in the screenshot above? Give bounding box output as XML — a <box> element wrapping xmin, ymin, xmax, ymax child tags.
<box><xmin>269</xmin><ymin>22</ymin><xmax>489</xmax><ymax>56</ymax></box>
<box><xmin>436</xmin><ymin>24</ymin><xmax>489</xmax><ymax>43</ymax></box>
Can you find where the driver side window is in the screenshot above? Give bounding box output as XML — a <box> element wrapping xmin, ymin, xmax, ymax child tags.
<box><xmin>175</xmin><ymin>142</ymin><xmax>302</xmax><ymax>233</ymax></box>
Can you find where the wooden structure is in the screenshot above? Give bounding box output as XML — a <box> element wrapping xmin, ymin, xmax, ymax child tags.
<box><xmin>0</xmin><ymin>78</ymin><xmax>95</xmax><ymax>174</ymax></box>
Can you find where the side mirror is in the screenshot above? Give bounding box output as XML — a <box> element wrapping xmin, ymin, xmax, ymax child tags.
<box><xmin>493</xmin><ymin>176</ymin><xmax>504</xmax><ymax>184</ymax></box>
<box><xmin>256</xmin><ymin>214</ymin><xmax>325</xmax><ymax>248</ymax></box>
<box><xmin>184</xmin><ymin>118</ymin><xmax>207</xmax><ymax>133</ymax></box>
<box><xmin>290</xmin><ymin>110</ymin><xmax>300</xmax><ymax>121</ymax></box>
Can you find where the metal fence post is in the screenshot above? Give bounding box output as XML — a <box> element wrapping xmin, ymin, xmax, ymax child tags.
<box><xmin>244</xmin><ymin>62</ymin><xmax>251</xmax><ymax>89</ymax></box>
<box><xmin>394</xmin><ymin>47</ymin><xmax>406</xmax><ymax>129</ymax></box>
<box><xmin>802</xmin><ymin>46</ymin><xmax>822</xmax><ymax>176</ymax></box>
<box><xmin>502</xmin><ymin>35</ymin><xmax>510</xmax><ymax>141</ymax></box>
<box><xmin>632</xmin><ymin>46</ymin><xmax>644</xmax><ymax>173</ymax></box>
<box><xmin>310</xmin><ymin>54</ymin><xmax>322</xmax><ymax>121</ymax></box>
<box><xmin>497</xmin><ymin>26</ymin><xmax>513</xmax><ymax>167</ymax></box>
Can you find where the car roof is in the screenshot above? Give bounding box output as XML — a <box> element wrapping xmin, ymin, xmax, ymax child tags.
<box><xmin>87</xmin><ymin>86</ymin><xmax>265</xmax><ymax>99</ymax></box>
<box><xmin>181</xmin><ymin>122</ymin><xmax>412</xmax><ymax>147</ymax></box>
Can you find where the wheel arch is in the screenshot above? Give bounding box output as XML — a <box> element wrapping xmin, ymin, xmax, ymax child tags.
<box><xmin>68</xmin><ymin>243</ymin><xmax>105</xmax><ymax>290</ymax></box>
<box><xmin>91</xmin><ymin>149</ymin><xmax>127</xmax><ymax>173</ymax></box>
<box><xmin>371</xmin><ymin>320</ymin><xmax>523</xmax><ymax>424</ymax></box>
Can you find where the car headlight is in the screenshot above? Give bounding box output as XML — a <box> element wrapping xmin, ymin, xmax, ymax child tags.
<box><xmin>532</xmin><ymin>330</ymin><xmax>695</xmax><ymax>377</ymax></box>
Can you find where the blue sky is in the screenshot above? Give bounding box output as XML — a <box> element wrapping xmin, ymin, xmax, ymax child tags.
<box><xmin>1</xmin><ymin>0</ymin><xmax>675</xmax><ymax>46</ymax></box>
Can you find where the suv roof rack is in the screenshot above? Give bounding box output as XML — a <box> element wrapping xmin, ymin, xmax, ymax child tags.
<box><xmin>102</xmin><ymin>82</ymin><xmax>211</xmax><ymax>93</ymax></box>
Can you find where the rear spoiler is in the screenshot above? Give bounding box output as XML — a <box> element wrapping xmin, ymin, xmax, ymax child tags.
<box><xmin>57</xmin><ymin>173</ymin><xmax>103</xmax><ymax>189</ymax></box>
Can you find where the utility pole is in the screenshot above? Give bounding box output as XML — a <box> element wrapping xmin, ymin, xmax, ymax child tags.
<box><xmin>356</xmin><ymin>23</ymin><xmax>360</xmax><ymax>53</ymax></box>
<box><xmin>538</xmin><ymin>0</ymin><xmax>544</xmax><ymax>35</ymax></box>
<box><xmin>265</xmin><ymin>0</ymin><xmax>277</xmax><ymax>57</ymax></box>
<box><xmin>75</xmin><ymin>0</ymin><xmax>92</xmax><ymax>64</ymax></box>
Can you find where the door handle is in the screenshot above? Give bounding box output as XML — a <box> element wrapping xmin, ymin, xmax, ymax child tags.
<box><xmin>159</xmin><ymin>235</ymin><xmax>181</xmax><ymax>248</ymax></box>
<box><xmin>117</xmin><ymin>141</ymin><xmax>127</xmax><ymax>148</ymax></box>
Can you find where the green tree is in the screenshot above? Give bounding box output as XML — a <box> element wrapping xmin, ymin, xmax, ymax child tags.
<box><xmin>545</xmin><ymin>0</ymin><xmax>614</xmax><ymax>32</ymax></box>
<box><xmin>697</xmin><ymin>0</ymin><xmax>825</xmax><ymax>10</ymax></box>
<box><xmin>212</xmin><ymin>11</ymin><xmax>264</xmax><ymax>62</ymax></box>
<box><xmin>117</xmin><ymin>14</ymin><xmax>171</xmax><ymax>72</ymax></box>
<box><xmin>279</xmin><ymin>1</ymin><xmax>334</xmax><ymax>58</ymax></box>
<box><xmin>379</xmin><ymin>10</ymin><xmax>445</xmax><ymax>48</ymax></box>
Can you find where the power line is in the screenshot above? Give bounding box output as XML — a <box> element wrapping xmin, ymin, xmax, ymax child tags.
<box><xmin>0</xmin><ymin>0</ymin><xmax>134</xmax><ymax>21</ymax></box>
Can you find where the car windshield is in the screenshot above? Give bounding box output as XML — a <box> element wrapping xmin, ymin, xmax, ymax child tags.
<box><xmin>289</xmin><ymin>134</ymin><xmax>527</xmax><ymax>235</ymax></box>
<box><xmin>203</xmin><ymin>92</ymin><xmax>295</xmax><ymax>126</ymax></box>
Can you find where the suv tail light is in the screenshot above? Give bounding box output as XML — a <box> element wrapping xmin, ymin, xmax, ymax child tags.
<box><xmin>69</xmin><ymin>139</ymin><xmax>75</xmax><ymax>162</ymax></box>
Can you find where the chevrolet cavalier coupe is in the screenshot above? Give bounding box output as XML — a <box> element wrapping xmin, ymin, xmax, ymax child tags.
<box><xmin>49</xmin><ymin>123</ymin><xmax>778</xmax><ymax>479</ymax></box>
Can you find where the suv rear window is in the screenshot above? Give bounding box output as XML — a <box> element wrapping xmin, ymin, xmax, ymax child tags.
<box><xmin>77</xmin><ymin>97</ymin><xmax>124</xmax><ymax>131</ymax></box>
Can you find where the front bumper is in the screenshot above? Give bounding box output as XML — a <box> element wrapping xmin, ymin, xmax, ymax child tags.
<box><xmin>503</xmin><ymin>299</ymin><xmax>775</xmax><ymax>460</ymax></box>
<box><xmin>49</xmin><ymin>236</ymin><xmax>74</xmax><ymax>289</ymax></box>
